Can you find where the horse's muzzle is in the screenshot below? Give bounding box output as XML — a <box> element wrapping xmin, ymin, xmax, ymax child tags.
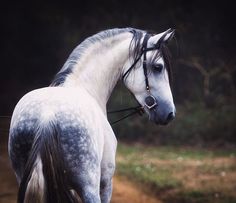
<box><xmin>149</xmin><ymin>103</ymin><xmax>176</xmax><ymax>125</ymax></box>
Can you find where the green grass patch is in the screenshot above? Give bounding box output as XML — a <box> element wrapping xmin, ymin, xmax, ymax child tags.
<box><xmin>117</xmin><ymin>143</ymin><xmax>235</xmax><ymax>160</ymax></box>
<box><xmin>116</xmin><ymin>162</ymin><xmax>181</xmax><ymax>192</ymax></box>
<box><xmin>116</xmin><ymin>143</ymin><xmax>236</xmax><ymax>203</ymax></box>
<box><xmin>198</xmin><ymin>163</ymin><xmax>236</xmax><ymax>174</ymax></box>
<box><xmin>163</xmin><ymin>190</ymin><xmax>236</xmax><ymax>203</ymax></box>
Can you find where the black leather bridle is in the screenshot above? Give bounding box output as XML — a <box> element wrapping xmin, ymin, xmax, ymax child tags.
<box><xmin>122</xmin><ymin>33</ymin><xmax>161</xmax><ymax>110</ymax></box>
<box><xmin>108</xmin><ymin>33</ymin><xmax>166</xmax><ymax>125</ymax></box>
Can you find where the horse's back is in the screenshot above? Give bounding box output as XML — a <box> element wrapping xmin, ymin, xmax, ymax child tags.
<box><xmin>9</xmin><ymin>86</ymin><xmax>105</xmax><ymax>182</ymax></box>
<box><xmin>10</xmin><ymin>86</ymin><xmax>103</xmax><ymax>134</ymax></box>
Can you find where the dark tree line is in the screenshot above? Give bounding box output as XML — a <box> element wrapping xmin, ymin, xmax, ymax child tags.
<box><xmin>0</xmin><ymin>1</ymin><xmax>235</xmax><ymax>146</ymax></box>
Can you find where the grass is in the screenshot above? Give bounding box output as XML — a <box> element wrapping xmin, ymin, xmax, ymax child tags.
<box><xmin>116</xmin><ymin>143</ymin><xmax>236</xmax><ymax>203</ymax></box>
<box><xmin>117</xmin><ymin>143</ymin><xmax>235</xmax><ymax>160</ymax></box>
<box><xmin>117</xmin><ymin>162</ymin><xmax>181</xmax><ymax>191</ymax></box>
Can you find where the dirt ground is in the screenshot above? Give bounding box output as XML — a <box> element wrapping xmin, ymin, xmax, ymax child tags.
<box><xmin>0</xmin><ymin>136</ymin><xmax>160</xmax><ymax>203</ymax></box>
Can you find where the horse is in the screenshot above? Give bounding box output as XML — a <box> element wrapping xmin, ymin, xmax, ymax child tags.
<box><xmin>8</xmin><ymin>27</ymin><xmax>176</xmax><ymax>203</ymax></box>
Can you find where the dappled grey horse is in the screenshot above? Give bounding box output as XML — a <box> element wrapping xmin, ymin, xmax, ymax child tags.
<box><xmin>8</xmin><ymin>28</ymin><xmax>175</xmax><ymax>203</ymax></box>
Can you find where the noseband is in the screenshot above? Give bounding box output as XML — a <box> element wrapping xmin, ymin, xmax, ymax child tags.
<box><xmin>122</xmin><ymin>33</ymin><xmax>161</xmax><ymax>110</ymax></box>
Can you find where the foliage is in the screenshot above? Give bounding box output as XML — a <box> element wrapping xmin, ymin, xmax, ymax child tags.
<box><xmin>108</xmin><ymin>84</ymin><xmax>236</xmax><ymax>146</ymax></box>
<box><xmin>158</xmin><ymin>102</ymin><xmax>236</xmax><ymax>146</ymax></box>
<box><xmin>1</xmin><ymin>1</ymin><xmax>236</xmax><ymax>146</ymax></box>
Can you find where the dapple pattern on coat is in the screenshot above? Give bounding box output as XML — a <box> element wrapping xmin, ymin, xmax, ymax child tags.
<box><xmin>9</xmin><ymin>27</ymin><xmax>175</xmax><ymax>203</ymax></box>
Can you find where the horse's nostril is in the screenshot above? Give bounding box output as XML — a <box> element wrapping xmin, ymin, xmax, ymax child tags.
<box><xmin>166</xmin><ymin>112</ymin><xmax>175</xmax><ymax>122</ymax></box>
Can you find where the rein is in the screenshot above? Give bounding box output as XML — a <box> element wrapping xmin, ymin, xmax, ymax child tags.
<box><xmin>108</xmin><ymin>106</ymin><xmax>144</xmax><ymax>125</ymax></box>
<box><xmin>109</xmin><ymin>33</ymin><xmax>161</xmax><ymax>125</ymax></box>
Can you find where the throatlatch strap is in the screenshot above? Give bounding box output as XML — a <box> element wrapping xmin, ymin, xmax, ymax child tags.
<box><xmin>122</xmin><ymin>33</ymin><xmax>160</xmax><ymax>81</ymax></box>
<box><xmin>142</xmin><ymin>34</ymin><xmax>151</xmax><ymax>91</ymax></box>
<box><xmin>114</xmin><ymin>33</ymin><xmax>161</xmax><ymax>125</ymax></box>
<box><xmin>122</xmin><ymin>53</ymin><xmax>143</xmax><ymax>80</ymax></box>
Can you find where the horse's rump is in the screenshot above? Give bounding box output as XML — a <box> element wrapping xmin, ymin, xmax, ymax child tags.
<box><xmin>11</xmin><ymin>113</ymin><xmax>80</xmax><ymax>203</ymax></box>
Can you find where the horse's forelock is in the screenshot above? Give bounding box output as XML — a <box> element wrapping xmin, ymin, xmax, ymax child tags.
<box><xmin>126</xmin><ymin>30</ymin><xmax>173</xmax><ymax>84</ymax></box>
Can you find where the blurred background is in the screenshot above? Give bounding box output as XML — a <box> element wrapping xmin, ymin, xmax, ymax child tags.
<box><xmin>0</xmin><ymin>0</ymin><xmax>235</xmax><ymax>203</ymax></box>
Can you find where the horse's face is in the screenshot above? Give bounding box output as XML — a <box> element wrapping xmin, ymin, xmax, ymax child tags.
<box><xmin>124</xmin><ymin>30</ymin><xmax>176</xmax><ymax>125</ymax></box>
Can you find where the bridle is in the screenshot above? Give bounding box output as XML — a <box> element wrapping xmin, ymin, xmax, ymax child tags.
<box><xmin>1</xmin><ymin>33</ymin><xmax>171</xmax><ymax>126</ymax></box>
<box><xmin>122</xmin><ymin>33</ymin><xmax>161</xmax><ymax>110</ymax></box>
<box><xmin>108</xmin><ymin>33</ymin><xmax>163</xmax><ymax>124</ymax></box>
<box><xmin>0</xmin><ymin>34</ymin><xmax>165</xmax><ymax>125</ymax></box>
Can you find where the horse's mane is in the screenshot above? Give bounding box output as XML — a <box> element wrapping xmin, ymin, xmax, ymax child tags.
<box><xmin>127</xmin><ymin>29</ymin><xmax>172</xmax><ymax>85</ymax></box>
<box><xmin>50</xmin><ymin>28</ymin><xmax>172</xmax><ymax>87</ymax></box>
<box><xmin>50</xmin><ymin>28</ymin><xmax>136</xmax><ymax>86</ymax></box>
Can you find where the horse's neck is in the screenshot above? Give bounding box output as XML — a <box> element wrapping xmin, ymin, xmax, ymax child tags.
<box><xmin>63</xmin><ymin>32</ymin><xmax>132</xmax><ymax>113</ymax></box>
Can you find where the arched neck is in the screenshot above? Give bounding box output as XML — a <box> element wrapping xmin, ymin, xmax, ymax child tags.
<box><xmin>62</xmin><ymin>32</ymin><xmax>133</xmax><ymax>113</ymax></box>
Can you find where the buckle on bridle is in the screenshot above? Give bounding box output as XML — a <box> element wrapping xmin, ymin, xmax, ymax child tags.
<box><xmin>144</xmin><ymin>95</ymin><xmax>157</xmax><ymax>109</ymax></box>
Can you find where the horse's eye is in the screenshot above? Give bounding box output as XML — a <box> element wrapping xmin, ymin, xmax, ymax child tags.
<box><xmin>152</xmin><ymin>63</ymin><xmax>163</xmax><ymax>73</ymax></box>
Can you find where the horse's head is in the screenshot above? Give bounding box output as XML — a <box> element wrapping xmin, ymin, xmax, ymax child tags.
<box><xmin>123</xmin><ymin>29</ymin><xmax>175</xmax><ymax>125</ymax></box>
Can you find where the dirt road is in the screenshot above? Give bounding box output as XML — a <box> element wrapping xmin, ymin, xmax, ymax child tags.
<box><xmin>112</xmin><ymin>176</ymin><xmax>161</xmax><ymax>203</ymax></box>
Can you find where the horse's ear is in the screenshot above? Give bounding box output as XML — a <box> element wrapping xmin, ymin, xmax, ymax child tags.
<box><xmin>148</xmin><ymin>28</ymin><xmax>175</xmax><ymax>46</ymax></box>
